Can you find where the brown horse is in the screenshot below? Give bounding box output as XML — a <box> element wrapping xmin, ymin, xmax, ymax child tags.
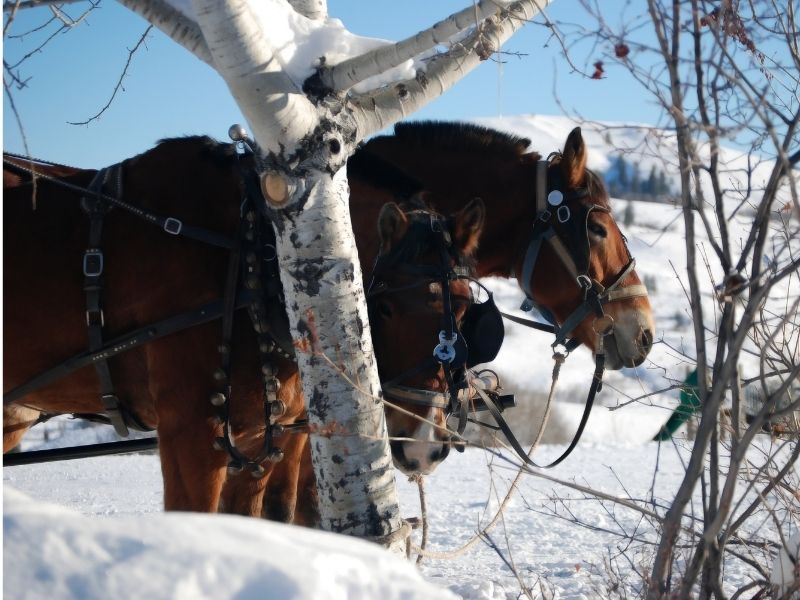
<box><xmin>348</xmin><ymin>122</ymin><xmax>655</xmax><ymax>371</ymax></box>
<box><xmin>3</xmin><ymin>140</ymin><xmax>483</xmax><ymax>523</ymax></box>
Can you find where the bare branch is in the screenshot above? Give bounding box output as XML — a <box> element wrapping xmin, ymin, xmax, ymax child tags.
<box><xmin>67</xmin><ymin>25</ymin><xmax>153</xmax><ymax>126</ymax></box>
<box><xmin>3</xmin><ymin>0</ymin><xmax>88</xmax><ymax>11</ymax></box>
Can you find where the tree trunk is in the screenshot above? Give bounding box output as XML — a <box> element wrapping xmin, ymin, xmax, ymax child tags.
<box><xmin>267</xmin><ymin>162</ymin><xmax>403</xmax><ymax>541</ymax></box>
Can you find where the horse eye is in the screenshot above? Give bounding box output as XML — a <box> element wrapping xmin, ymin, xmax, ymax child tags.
<box><xmin>588</xmin><ymin>222</ymin><xmax>607</xmax><ymax>238</ymax></box>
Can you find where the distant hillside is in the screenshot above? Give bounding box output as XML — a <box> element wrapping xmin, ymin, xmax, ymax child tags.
<box><xmin>472</xmin><ymin>114</ymin><xmax>777</xmax><ymax>210</ymax></box>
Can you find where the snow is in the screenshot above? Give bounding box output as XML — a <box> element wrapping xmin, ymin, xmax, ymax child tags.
<box><xmin>5</xmin><ymin>441</ymin><xmax>792</xmax><ymax>598</ymax></box>
<box><xmin>4</xmin><ymin>114</ymin><xmax>797</xmax><ymax>598</ymax></box>
<box><xmin>166</xmin><ymin>0</ymin><xmax>445</xmax><ymax>93</ymax></box>
<box><xmin>3</xmin><ymin>486</ymin><xmax>454</xmax><ymax>600</ymax></box>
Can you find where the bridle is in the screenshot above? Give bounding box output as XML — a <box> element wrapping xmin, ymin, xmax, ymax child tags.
<box><xmin>513</xmin><ymin>158</ymin><xmax>648</xmax><ymax>351</ymax></box>
<box><xmin>480</xmin><ymin>157</ymin><xmax>651</xmax><ymax>469</ymax></box>
<box><xmin>366</xmin><ymin>210</ymin><xmax>475</xmax><ymax>435</ymax></box>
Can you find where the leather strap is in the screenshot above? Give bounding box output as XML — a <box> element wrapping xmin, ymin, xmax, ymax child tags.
<box><xmin>4</xmin><ymin>294</ymin><xmax>252</xmax><ymax>406</ymax></box>
<box><xmin>474</xmin><ymin>350</ymin><xmax>605</xmax><ymax>469</ymax></box>
<box><xmin>4</xmin><ymin>158</ymin><xmax>235</xmax><ymax>250</ymax></box>
<box><xmin>81</xmin><ymin>167</ymin><xmax>129</xmax><ymax>437</ymax></box>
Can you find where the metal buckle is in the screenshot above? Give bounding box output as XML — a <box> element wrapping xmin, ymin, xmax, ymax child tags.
<box><xmin>557</xmin><ymin>205</ymin><xmax>571</xmax><ymax>223</ymax></box>
<box><xmin>86</xmin><ymin>308</ymin><xmax>105</xmax><ymax>327</ymax></box>
<box><xmin>83</xmin><ymin>249</ymin><xmax>104</xmax><ymax>277</ymax></box>
<box><xmin>164</xmin><ymin>217</ymin><xmax>183</xmax><ymax>235</ymax></box>
<box><xmin>538</xmin><ymin>209</ymin><xmax>552</xmax><ymax>222</ymax></box>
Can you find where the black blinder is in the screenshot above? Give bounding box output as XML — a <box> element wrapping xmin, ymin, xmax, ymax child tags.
<box><xmin>461</xmin><ymin>292</ymin><xmax>505</xmax><ymax>368</ymax></box>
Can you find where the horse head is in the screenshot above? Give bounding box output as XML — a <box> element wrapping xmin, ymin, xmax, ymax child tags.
<box><xmin>368</xmin><ymin>197</ymin><xmax>485</xmax><ymax>475</ymax></box>
<box><xmin>517</xmin><ymin>127</ymin><xmax>655</xmax><ymax>370</ymax></box>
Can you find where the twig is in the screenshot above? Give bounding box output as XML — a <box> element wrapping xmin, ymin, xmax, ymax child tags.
<box><xmin>68</xmin><ymin>25</ymin><xmax>153</xmax><ymax>125</ymax></box>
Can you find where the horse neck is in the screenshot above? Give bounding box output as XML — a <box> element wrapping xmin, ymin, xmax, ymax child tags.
<box><xmin>353</xmin><ymin>143</ymin><xmax>537</xmax><ymax>279</ymax></box>
<box><xmin>123</xmin><ymin>138</ymin><xmax>243</xmax><ymax>234</ymax></box>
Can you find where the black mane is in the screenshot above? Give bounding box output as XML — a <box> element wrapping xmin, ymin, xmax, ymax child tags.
<box><xmin>393</xmin><ymin>121</ymin><xmax>532</xmax><ymax>158</ymax></box>
<box><xmin>153</xmin><ymin>135</ymin><xmax>238</xmax><ymax>167</ymax></box>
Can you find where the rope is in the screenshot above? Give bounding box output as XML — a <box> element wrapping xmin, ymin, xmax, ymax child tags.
<box><xmin>408</xmin><ymin>352</ymin><xmax>566</xmax><ymax>561</ymax></box>
<box><xmin>410</xmin><ymin>474</ymin><xmax>429</xmax><ymax>565</ymax></box>
<box><xmin>409</xmin><ymin>453</ymin><xmax>526</xmax><ymax>560</ymax></box>
<box><xmin>526</xmin><ymin>352</ymin><xmax>566</xmax><ymax>451</ymax></box>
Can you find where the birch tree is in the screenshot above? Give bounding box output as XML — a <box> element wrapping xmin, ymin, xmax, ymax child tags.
<box><xmin>69</xmin><ymin>0</ymin><xmax>551</xmax><ymax>547</ymax></box>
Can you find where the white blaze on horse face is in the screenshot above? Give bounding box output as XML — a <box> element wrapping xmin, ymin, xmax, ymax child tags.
<box><xmin>398</xmin><ymin>407</ymin><xmax>447</xmax><ymax>476</ymax></box>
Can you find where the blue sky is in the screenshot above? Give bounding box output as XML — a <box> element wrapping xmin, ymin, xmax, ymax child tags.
<box><xmin>3</xmin><ymin>0</ymin><xmax>664</xmax><ymax>167</ymax></box>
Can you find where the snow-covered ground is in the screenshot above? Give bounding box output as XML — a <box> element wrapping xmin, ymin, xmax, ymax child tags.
<box><xmin>4</xmin><ymin>114</ymin><xmax>797</xmax><ymax>599</ymax></box>
<box><xmin>4</xmin><ymin>439</ymin><xmax>791</xmax><ymax>599</ymax></box>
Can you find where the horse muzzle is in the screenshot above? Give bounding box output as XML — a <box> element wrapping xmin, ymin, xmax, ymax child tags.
<box><xmin>602</xmin><ymin>311</ymin><xmax>654</xmax><ymax>369</ymax></box>
<box><xmin>389</xmin><ymin>437</ymin><xmax>450</xmax><ymax>476</ymax></box>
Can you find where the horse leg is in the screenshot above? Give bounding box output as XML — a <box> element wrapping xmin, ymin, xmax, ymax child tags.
<box><xmin>259</xmin><ymin>433</ymin><xmax>311</xmax><ymax>523</ymax></box>
<box><xmin>157</xmin><ymin>410</ymin><xmax>228</xmax><ymax>512</ymax></box>
<box><xmin>290</xmin><ymin>437</ymin><xmax>320</xmax><ymax>527</ymax></box>
<box><xmin>3</xmin><ymin>405</ymin><xmax>41</xmax><ymax>452</ymax></box>
<box><xmin>218</xmin><ymin>466</ymin><xmax>270</xmax><ymax>517</ymax></box>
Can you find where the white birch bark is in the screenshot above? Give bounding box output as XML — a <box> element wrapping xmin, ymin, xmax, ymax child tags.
<box><xmin>287</xmin><ymin>0</ymin><xmax>325</xmax><ymax>20</ymax></box>
<box><xmin>350</xmin><ymin>0</ymin><xmax>550</xmax><ymax>139</ymax></box>
<box><xmin>190</xmin><ymin>0</ymin><xmax>316</xmax><ymax>156</ymax></box>
<box><xmin>117</xmin><ymin>0</ymin><xmax>212</xmax><ymax>65</ymax></box>
<box><xmin>271</xmin><ymin>166</ymin><xmax>402</xmax><ymax>539</ymax></box>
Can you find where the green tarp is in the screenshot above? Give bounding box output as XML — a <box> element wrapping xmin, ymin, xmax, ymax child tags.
<box><xmin>654</xmin><ymin>368</ymin><xmax>701</xmax><ymax>441</ymax></box>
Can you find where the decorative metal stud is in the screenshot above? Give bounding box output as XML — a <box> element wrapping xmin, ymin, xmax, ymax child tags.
<box><xmin>547</xmin><ymin>190</ymin><xmax>564</xmax><ymax>206</ymax></box>
<box><xmin>250</xmin><ymin>464</ymin><xmax>265</xmax><ymax>478</ymax></box>
<box><xmin>227</xmin><ymin>461</ymin><xmax>244</xmax><ymax>476</ymax></box>
<box><xmin>228</xmin><ymin>124</ymin><xmax>249</xmax><ymax>143</ymax></box>
<box><xmin>267</xmin><ymin>448</ymin><xmax>284</xmax><ymax>463</ymax></box>
<box><xmin>209</xmin><ymin>392</ymin><xmax>226</xmax><ymax>406</ymax></box>
<box><xmin>270</xmin><ymin>400</ymin><xmax>286</xmax><ymax>418</ymax></box>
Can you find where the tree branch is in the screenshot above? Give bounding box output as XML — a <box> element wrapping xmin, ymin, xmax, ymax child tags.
<box><xmin>286</xmin><ymin>0</ymin><xmax>325</xmax><ymax>20</ymax></box>
<box><xmin>115</xmin><ymin>0</ymin><xmax>212</xmax><ymax>65</ymax></box>
<box><xmin>307</xmin><ymin>0</ymin><xmax>520</xmax><ymax>96</ymax></box>
<box><xmin>349</xmin><ymin>0</ymin><xmax>548</xmax><ymax>140</ymax></box>
<box><xmin>67</xmin><ymin>25</ymin><xmax>154</xmax><ymax>125</ymax></box>
<box><xmin>189</xmin><ymin>0</ymin><xmax>317</xmax><ymax>156</ymax></box>
<box><xmin>3</xmin><ymin>0</ymin><xmax>86</xmax><ymax>11</ymax></box>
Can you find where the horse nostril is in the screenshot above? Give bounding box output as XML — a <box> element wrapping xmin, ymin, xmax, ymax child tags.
<box><xmin>639</xmin><ymin>329</ymin><xmax>654</xmax><ymax>355</ymax></box>
<box><xmin>429</xmin><ymin>444</ymin><xmax>450</xmax><ymax>463</ymax></box>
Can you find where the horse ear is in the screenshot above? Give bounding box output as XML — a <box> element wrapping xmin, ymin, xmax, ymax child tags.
<box><xmin>378</xmin><ymin>202</ymin><xmax>409</xmax><ymax>254</ymax></box>
<box><xmin>561</xmin><ymin>127</ymin><xmax>588</xmax><ymax>188</ymax></box>
<box><xmin>453</xmin><ymin>197</ymin><xmax>485</xmax><ymax>256</ymax></box>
